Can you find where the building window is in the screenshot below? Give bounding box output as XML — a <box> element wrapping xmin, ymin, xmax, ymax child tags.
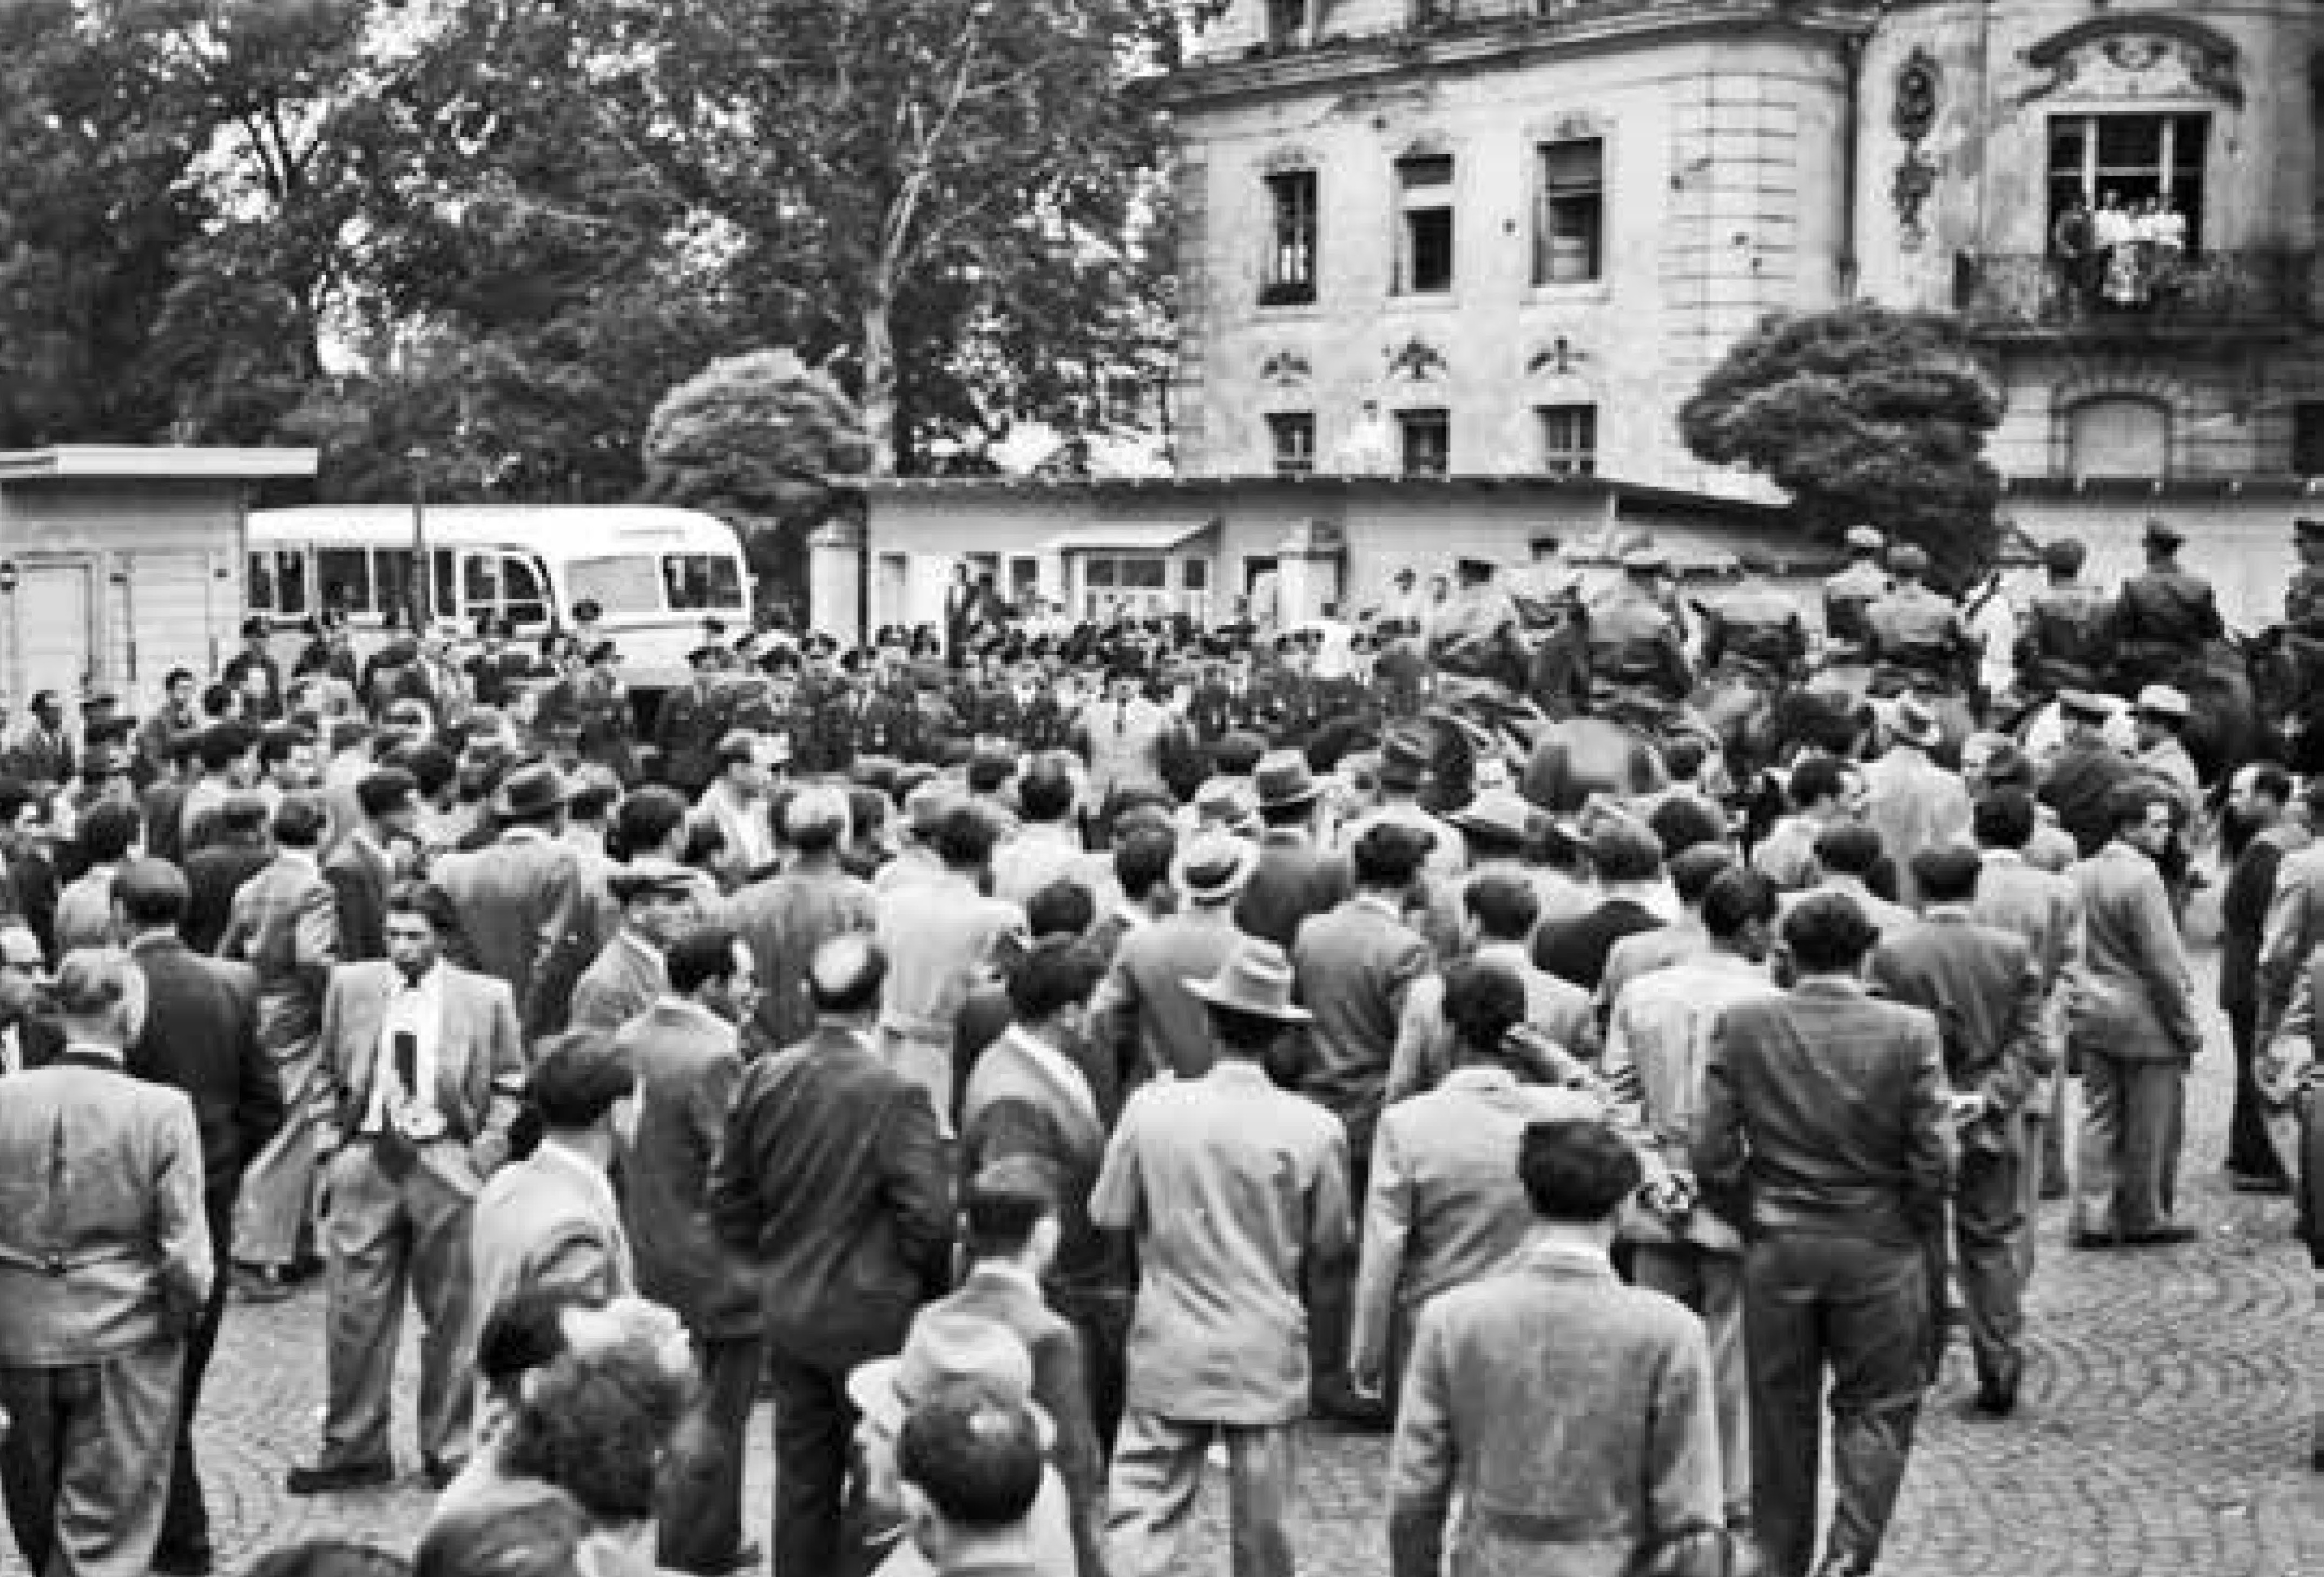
<box><xmin>1266</xmin><ymin>0</ymin><xmax>1308</xmax><ymax>45</ymax></box>
<box><xmin>2067</xmin><ymin>395</ymin><xmax>2170</xmax><ymax>478</ymax></box>
<box><xmin>2049</xmin><ymin>114</ymin><xmax>2207</xmax><ymax>252</ymax></box>
<box><xmin>2294</xmin><ymin>404</ymin><xmax>2324</xmax><ymax>476</ymax></box>
<box><xmin>1263</xmin><ymin>170</ymin><xmax>1318</xmax><ymax>305</ymax></box>
<box><xmin>1009</xmin><ymin>556</ymin><xmax>1039</xmax><ymax>610</ymax></box>
<box><xmin>1182</xmin><ymin>558</ymin><xmax>1209</xmax><ymax>591</ymax></box>
<box><xmin>1536</xmin><ymin>138</ymin><xmax>1603</xmax><ymax>284</ymax></box>
<box><xmin>1268</xmin><ymin>412</ymin><xmax>1316</xmax><ymax>477</ymax></box>
<box><xmin>1398</xmin><ymin>409</ymin><xmax>1450</xmax><ymax>477</ymax></box>
<box><xmin>1395</xmin><ymin>154</ymin><xmax>1454</xmax><ymax>295</ymax></box>
<box><xmin>1538</xmin><ymin>404</ymin><xmax>1598</xmax><ymax>477</ymax></box>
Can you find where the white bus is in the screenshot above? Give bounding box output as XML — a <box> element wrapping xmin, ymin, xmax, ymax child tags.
<box><xmin>246</xmin><ymin>504</ymin><xmax>752</xmax><ymax>692</ymax></box>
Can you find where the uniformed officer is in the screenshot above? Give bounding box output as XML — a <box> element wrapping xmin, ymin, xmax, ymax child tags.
<box><xmin>1584</xmin><ymin>545</ymin><xmax>1695</xmax><ymax>725</ymax></box>
<box><xmin>2111</xmin><ymin>517</ymin><xmax>2223</xmax><ymax>690</ymax></box>
<box><xmin>1426</xmin><ymin>556</ymin><xmax>1528</xmax><ymax>688</ymax></box>
<box><xmin>1701</xmin><ymin>547</ymin><xmax>1808</xmax><ymax>684</ymax></box>
<box><xmin>2014</xmin><ymin>537</ymin><xmax>2115</xmax><ymax>701</ymax></box>
<box><xmin>2286</xmin><ymin>516</ymin><xmax>2324</xmax><ymax>637</ymax></box>
<box><xmin>655</xmin><ymin>642</ymin><xmax>736</xmax><ymax>794</ymax></box>
<box><xmin>1866</xmin><ymin>543</ymin><xmax>1976</xmax><ymax>696</ymax></box>
<box><xmin>559</xmin><ymin>638</ymin><xmax>639</xmax><ymax>783</ymax></box>
<box><xmin>1821</xmin><ymin>525</ymin><xmax>1892</xmax><ymax>664</ymax></box>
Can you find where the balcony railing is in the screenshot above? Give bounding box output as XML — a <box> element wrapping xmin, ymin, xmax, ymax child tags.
<box><xmin>1231</xmin><ymin>0</ymin><xmax>1743</xmax><ymax>62</ymax></box>
<box><xmin>1952</xmin><ymin>249</ymin><xmax>2314</xmax><ymax>336</ymax></box>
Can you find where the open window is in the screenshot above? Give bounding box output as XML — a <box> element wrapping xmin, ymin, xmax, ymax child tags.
<box><xmin>1398</xmin><ymin>409</ymin><xmax>1451</xmax><ymax>477</ymax></box>
<box><xmin>1535</xmin><ymin>138</ymin><xmax>1604</xmax><ymax>285</ymax></box>
<box><xmin>1268</xmin><ymin>412</ymin><xmax>1317</xmax><ymax>478</ymax></box>
<box><xmin>2049</xmin><ymin>114</ymin><xmax>2207</xmax><ymax>251</ymax></box>
<box><xmin>1263</xmin><ymin>170</ymin><xmax>1319</xmax><ymax>306</ymax></box>
<box><xmin>1395</xmin><ymin>154</ymin><xmax>1455</xmax><ymax>295</ymax></box>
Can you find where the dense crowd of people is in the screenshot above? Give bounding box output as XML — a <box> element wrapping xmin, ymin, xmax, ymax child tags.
<box><xmin>0</xmin><ymin>529</ymin><xmax>2320</xmax><ymax>1577</ymax></box>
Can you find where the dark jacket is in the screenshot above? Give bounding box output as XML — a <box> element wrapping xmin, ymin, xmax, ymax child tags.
<box><xmin>1696</xmin><ymin>979</ymin><xmax>1952</xmax><ymax>1245</ymax></box>
<box><xmin>1234</xmin><ymin>829</ymin><xmax>1349</xmax><ymax>951</ymax></box>
<box><xmin>708</xmin><ymin>1025</ymin><xmax>953</xmax><ymax>1345</ymax></box>
<box><xmin>616</xmin><ymin>999</ymin><xmax>762</xmax><ymax>1340</ymax></box>
<box><xmin>323</xmin><ymin>835</ymin><xmax>394</xmax><ymax>963</ymax></box>
<box><xmin>182</xmin><ymin>840</ymin><xmax>272</xmax><ymax>955</ymax></box>
<box><xmin>2039</xmin><ymin>740</ymin><xmax>2138</xmax><ymax>861</ymax></box>
<box><xmin>1532</xmin><ymin>897</ymin><xmax>1662</xmax><ymax>993</ymax></box>
<box><xmin>126</xmin><ymin>933</ymin><xmax>285</xmax><ymax>1206</ymax></box>
<box><xmin>1872</xmin><ymin>908</ymin><xmax>2049</xmax><ymax>1126</ymax></box>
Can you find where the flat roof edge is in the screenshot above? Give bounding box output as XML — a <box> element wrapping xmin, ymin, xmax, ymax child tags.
<box><xmin>0</xmin><ymin>445</ymin><xmax>319</xmax><ymax>482</ymax></box>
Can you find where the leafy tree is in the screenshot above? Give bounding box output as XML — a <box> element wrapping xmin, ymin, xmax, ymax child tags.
<box><xmin>644</xmin><ymin>349</ymin><xmax>872</xmax><ymax>598</ymax></box>
<box><xmin>0</xmin><ymin>3</ymin><xmax>208</xmax><ymax>445</ymax></box>
<box><xmin>1678</xmin><ymin>303</ymin><xmax>2006</xmax><ymax>585</ymax></box>
<box><xmin>660</xmin><ymin>0</ymin><xmax>1181</xmax><ymax>472</ymax></box>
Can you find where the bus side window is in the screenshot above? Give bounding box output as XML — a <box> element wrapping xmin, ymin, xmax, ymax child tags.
<box><xmin>274</xmin><ymin>550</ymin><xmax>309</xmax><ymax>616</ymax></box>
<box><xmin>248</xmin><ymin>551</ymin><xmax>277</xmax><ymax>612</ymax></box>
<box><xmin>318</xmin><ymin>547</ymin><xmax>372</xmax><ymax>618</ymax></box>
<box><xmin>432</xmin><ymin>549</ymin><xmax>458</xmax><ymax>628</ymax></box>
<box><xmin>504</xmin><ymin>555</ymin><xmax>550</xmax><ymax>626</ymax></box>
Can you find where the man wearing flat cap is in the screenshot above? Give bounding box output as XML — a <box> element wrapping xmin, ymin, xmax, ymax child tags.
<box><xmin>2111</xmin><ymin>517</ymin><xmax>2222</xmax><ymax>691</ymax></box>
<box><xmin>570</xmin><ymin>861</ymin><xmax>699</xmax><ymax>1033</ymax></box>
<box><xmin>2016</xmin><ymin>537</ymin><xmax>2115</xmax><ymax>703</ymax></box>
<box><xmin>1821</xmin><ymin>526</ymin><xmax>1891</xmax><ymax>665</ymax></box>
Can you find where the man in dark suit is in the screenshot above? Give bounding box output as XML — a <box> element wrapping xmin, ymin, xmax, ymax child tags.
<box><xmin>709</xmin><ymin>935</ymin><xmax>953</xmax><ymax>1577</ymax></box>
<box><xmin>326</xmin><ymin>768</ymin><xmax>418</xmax><ymax>964</ymax></box>
<box><xmin>432</xmin><ymin>761</ymin><xmax>590</xmax><ymax>1040</ymax></box>
<box><xmin>287</xmin><ymin>881</ymin><xmax>526</xmax><ymax>1495</ymax></box>
<box><xmin>1234</xmin><ymin>752</ymin><xmax>1349</xmax><ymax>950</ymax></box>
<box><xmin>1697</xmin><ymin>892</ymin><xmax>1951</xmax><ymax>1577</ymax></box>
<box><xmin>616</xmin><ymin>926</ymin><xmax>765</xmax><ymax>1575</ymax></box>
<box><xmin>120</xmin><ymin>860</ymin><xmax>286</xmax><ymax>1573</ymax></box>
<box><xmin>1871</xmin><ymin>844</ymin><xmax>2048</xmax><ymax>1414</ymax></box>
<box><xmin>181</xmin><ymin>796</ymin><xmax>274</xmax><ymax>956</ymax></box>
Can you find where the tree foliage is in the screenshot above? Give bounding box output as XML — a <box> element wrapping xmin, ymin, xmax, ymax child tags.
<box><xmin>0</xmin><ymin>0</ymin><xmax>1178</xmax><ymax>585</ymax></box>
<box><xmin>1678</xmin><ymin>303</ymin><xmax>2007</xmax><ymax>585</ymax></box>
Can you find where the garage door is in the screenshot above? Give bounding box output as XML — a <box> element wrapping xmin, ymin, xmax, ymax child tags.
<box><xmin>116</xmin><ymin>552</ymin><xmax>220</xmax><ymax>712</ymax></box>
<box><xmin>10</xmin><ymin>560</ymin><xmax>95</xmax><ymax>711</ymax></box>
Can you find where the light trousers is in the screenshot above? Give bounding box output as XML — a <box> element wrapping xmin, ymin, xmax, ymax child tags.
<box><xmin>231</xmin><ymin>1034</ymin><xmax>325</xmax><ymax>1267</ymax></box>
<box><xmin>1105</xmin><ymin>1411</ymin><xmax>1296</xmax><ymax>1577</ymax></box>
<box><xmin>1631</xmin><ymin>1241</ymin><xmax>1749</xmax><ymax>1525</ymax></box>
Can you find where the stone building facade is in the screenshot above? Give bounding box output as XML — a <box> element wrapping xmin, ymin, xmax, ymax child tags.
<box><xmin>1167</xmin><ymin>1</ymin><xmax>2324</xmax><ymax>530</ymax></box>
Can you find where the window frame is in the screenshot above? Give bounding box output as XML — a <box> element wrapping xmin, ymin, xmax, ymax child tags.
<box><xmin>1537</xmin><ymin>403</ymin><xmax>1599</xmax><ymax>478</ymax></box>
<box><xmin>2047</xmin><ymin>111</ymin><xmax>2208</xmax><ymax>253</ymax></box>
<box><xmin>1394</xmin><ymin>154</ymin><xmax>1456</xmax><ymax>296</ymax></box>
<box><xmin>2294</xmin><ymin>403</ymin><xmax>2324</xmax><ymax>477</ymax></box>
<box><xmin>1263</xmin><ymin>169</ymin><xmax>1320</xmax><ymax>306</ymax></box>
<box><xmin>1397</xmin><ymin>408</ymin><xmax>1452</xmax><ymax>478</ymax></box>
<box><xmin>1267</xmin><ymin>411</ymin><xmax>1318</xmax><ymax>478</ymax></box>
<box><xmin>1535</xmin><ymin>137</ymin><xmax>1605</xmax><ymax>286</ymax></box>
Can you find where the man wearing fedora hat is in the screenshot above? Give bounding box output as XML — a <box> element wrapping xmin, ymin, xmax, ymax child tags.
<box><xmin>432</xmin><ymin>761</ymin><xmax>592</xmax><ymax>1041</ymax></box>
<box><xmin>1090</xmin><ymin>832</ymin><xmax>1259</xmax><ymax>1086</ymax></box>
<box><xmin>2111</xmin><ymin>518</ymin><xmax>2222</xmax><ymax>691</ymax></box>
<box><xmin>1234</xmin><ymin>750</ymin><xmax>1351</xmax><ymax>951</ymax></box>
<box><xmin>1094</xmin><ymin>935</ymin><xmax>1349</xmax><ymax>1577</ymax></box>
<box><xmin>1860</xmin><ymin>695</ymin><xmax>1969</xmax><ymax>909</ymax></box>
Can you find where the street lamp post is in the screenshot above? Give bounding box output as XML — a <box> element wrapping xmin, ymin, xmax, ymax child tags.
<box><xmin>407</xmin><ymin>445</ymin><xmax>431</xmax><ymax>631</ymax></box>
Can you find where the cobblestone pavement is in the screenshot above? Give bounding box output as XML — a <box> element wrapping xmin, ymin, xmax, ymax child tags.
<box><xmin>4</xmin><ymin>955</ymin><xmax>2318</xmax><ymax>1577</ymax></box>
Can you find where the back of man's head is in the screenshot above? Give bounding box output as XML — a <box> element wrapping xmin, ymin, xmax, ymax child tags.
<box><xmin>416</xmin><ymin>1482</ymin><xmax>588</xmax><ymax>1577</ymax></box>
<box><xmin>1024</xmin><ymin>879</ymin><xmax>1094</xmax><ymax>942</ymax></box>
<box><xmin>1667</xmin><ymin>844</ymin><xmax>1735</xmax><ymax>908</ymax></box>
<box><xmin>961</xmin><ymin>1158</ymin><xmax>1059</xmax><ymax>1264</ymax></box>
<box><xmin>1352</xmin><ymin>822</ymin><xmax>1429</xmax><ymax>890</ymax></box>
<box><xmin>1911</xmin><ymin>843</ymin><xmax>1985</xmax><ymax>907</ymax></box>
<box><xmin>1016</xmin><ymin>760</ymin><xmax>1075</xmax><ymax>824</ymax></box>
<box><xmin>1781</xmin><ymin>891</ymin><xmax>1880</xmax><ymax>975</ymax></box>
<box><xmin>1700</xmin><ymin>867</ymin><xmax>1777</xmax><ymax>945</ymax></box>
<box><xmin>1811</xmin><ymin>820</ymin><xmax>1884</xmax><ymax>880</ymax></box>
<box><xmin>525</xmin><ymin>1033</ymin><xmax>635</xmax><ymax>1133</ymax></box>
<box><xmin>116</xmin><ymin>858</ymin><xmax>190</xmax><ymax>929</ymax></box>
<box><xmin>1517</xmin><ymin>1119</ymin><xmax>1643</xmax><ymax>1224</ymax></box>
<box><xmin>1972</xmin><ymin>789</ymin><xmax>2036</xmax><ymax>852</ymax></box>
<box><xmin>1463</xmin><ymin>871</ymin><xmax>1539</xmax><ymax>943</ymax></box>
<box><xmin>898</xmin><ymin>1382</ymin><xmax>1046</xmax><ymax>1535</ymax></box>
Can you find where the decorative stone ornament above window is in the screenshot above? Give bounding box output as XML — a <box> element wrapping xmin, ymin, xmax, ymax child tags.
<box><xmin>2017</xmin><ymin>17</ymin><xmax>2244</xmax><ymax>107</ymax></box>
<box><xmin>1260</xmin><ymin>349</ymin><xmax>1313</xmax><ymax>387</ymax></box>
<box><xmin>1385</xmin><ymin>336</ymin><xmax>1448</xmax><ymax>382</ymax></box>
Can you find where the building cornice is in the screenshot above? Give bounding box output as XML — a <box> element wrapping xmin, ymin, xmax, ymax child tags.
<box><xmin>1162</xmin><ymin>1</ymin><xmax>1874</xmax><ymax>114</ymax></box>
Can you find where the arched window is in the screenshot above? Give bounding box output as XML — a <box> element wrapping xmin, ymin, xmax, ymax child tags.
<box><xmin>2068</xmin><ymin>395</ymin><xmax>2170</xmax><ymax>477</ymax></box>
